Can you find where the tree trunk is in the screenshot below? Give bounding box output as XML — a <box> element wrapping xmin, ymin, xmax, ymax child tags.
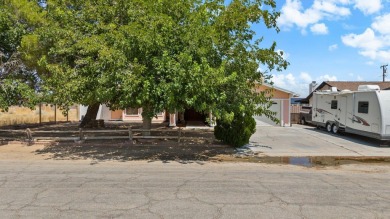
<box><xmin>142</xmin><ymin>114</ymin><xmax>152</xmax><ymax>136</ymax></box>
<box><xmin>79</xmin><ymin>103</ymin><xmax>100</xmax><ymax>128</ymax></box>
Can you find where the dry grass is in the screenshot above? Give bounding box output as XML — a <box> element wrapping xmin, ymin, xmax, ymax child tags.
<box><xmin>0</xmin><ymin>105</ymin><xmax>78</xmax><ymax>127</ymax></box>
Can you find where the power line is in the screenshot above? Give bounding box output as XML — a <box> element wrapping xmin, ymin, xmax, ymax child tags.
<box><xmin>380</xmin><ymin>64</ymin><xmax>388</xmax><ymax>82</ymax></box>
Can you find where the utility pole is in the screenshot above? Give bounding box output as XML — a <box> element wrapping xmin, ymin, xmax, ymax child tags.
<box><xmin>380</xmin><ymin>64</ymin><xmax>388</xmax><ymax>82</ymax></box>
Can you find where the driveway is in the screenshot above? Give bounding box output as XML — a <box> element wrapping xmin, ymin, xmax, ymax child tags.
<box><xmin>249</xmin><ymin>124</ymin><xmax>390</xmax><ymax>157</ymax></box>
<box><xmin>253</xmin><ymin>116</ymin><xmax>274</xmax><ymax>126</ymax></box>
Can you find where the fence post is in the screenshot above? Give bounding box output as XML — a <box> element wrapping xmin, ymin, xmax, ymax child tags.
<box><xmin>26</xmin><ymin>128</ymin><xmax>33</xmax><ymax>143</ymax></box>
<box><xmin>39</xmin><ymin>103</ymin><xmax>42</xmax><ymax>125</ymax></box>
<box><xmin>79</xmin><ymin>128</ymin><xmax>84</xmax><ymax>141</ymax></box>
<box><xmin>178</xmin><ymin>128</ymin><xmax>182</xmax><ymax>143</ymax></box>
<box><xmin>54</xmin><ymin>104</ymin><xmax>57</xmax><ymax>124</ymax></box>
<box><xmin>128</xmin><ymin>126</ymin><xmax>133</xmax><ymax>145</ymax></box>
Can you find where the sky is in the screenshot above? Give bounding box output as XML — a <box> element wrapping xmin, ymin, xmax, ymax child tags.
<box><xmin>254</xmin><ymin>0</ymin><xmax>390</xmax><ymax>97</ymax></box>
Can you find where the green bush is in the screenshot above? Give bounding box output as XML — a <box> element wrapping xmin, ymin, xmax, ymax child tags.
<box><xmin>214</xmin><ymin>113</ymin><xmax>256</xmax><ymax>147</ymax></box>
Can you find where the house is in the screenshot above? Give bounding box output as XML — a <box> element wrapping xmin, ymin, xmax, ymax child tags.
<box><xmin>300</xmin><ymin>81</ymin><xmax>390</xmax><ymax>105</ymax></box>
<box><xmin>79</xmin><ymin>105</ymin><xmax>166</xmax><ymax>123</ymax></box>
<box><xmin>79</xmin><ymin>105</ymin><xmax>211</xmax><ymax>127</ymax></box>
<box><xmin>254</xmin><ymin>83</ymin><xmax>299</xmax><ymax>127</ymax></box>
<box><xmin>79</xmin><ymin>83</ymin><xmax>298</xmax><ymax>127</ymax></box>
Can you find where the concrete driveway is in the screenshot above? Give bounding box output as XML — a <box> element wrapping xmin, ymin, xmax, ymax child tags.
<box><xmin>249</xmin><ymin>124</ymin><xmax>390</xmax><ymax>157</ymax></box>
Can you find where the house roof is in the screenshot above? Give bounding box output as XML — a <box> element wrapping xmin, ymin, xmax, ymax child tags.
<box><xmin>301</xmin><ymin>81</ymin><xmax>390</xmax><ymax>103</ymax></box>
<box><xmin>323</xmin><ymin>81</ymin><xmax>390</xmax><ymax>90</ymax></box>
<box><xmin>261</xmin><ymin>83</ymin><xmax>300</xmax><ymax>97</ymax></box>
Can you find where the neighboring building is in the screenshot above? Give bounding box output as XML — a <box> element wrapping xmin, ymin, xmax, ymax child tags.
<box><xmin>80</xmin><ymin>83</ymin><xmax>298</xmax><ymax>127</ymax></box>
<box><xmin>309</xmin><ymin>81</ymin><xmax>318</xmax><ymax>94</ymax></box>
<box><xmin>300</xmin><ymin>81</ymin><xmax>390</xmax><ymax>105</ymax></box>
<box><xmin>291</xmin><ymin>98</ymin><xmax>305</xmax><ymax>105</ymax></box>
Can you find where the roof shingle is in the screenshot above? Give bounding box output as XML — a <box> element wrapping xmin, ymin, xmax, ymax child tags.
<box><xmin>324</xmin><ymin>81</ymin><xmax>390</xmax><ymax>91</ymax></box>
<box><xmin>301</xmin><ymin>81</ymin><xmax>390</xmax><ymax>103</ymax></box>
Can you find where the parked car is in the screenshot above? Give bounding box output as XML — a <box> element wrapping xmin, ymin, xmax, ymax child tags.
<box><xmin>300</xmin><ymin>106</ymin><xmax>312</xmax><ymax>125</ymax></box>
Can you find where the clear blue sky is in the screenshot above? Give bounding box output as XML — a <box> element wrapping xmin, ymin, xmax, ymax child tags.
<box><xmin>254</xmin><ymin>0</ymin><xmax>390</xmax><ymax>97</ymax></box>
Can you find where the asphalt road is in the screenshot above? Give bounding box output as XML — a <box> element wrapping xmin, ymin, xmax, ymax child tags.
<box><xmin>1</xmin><ymin>160</ymin><xmax>390</xmax><ymax>218</ymax></box>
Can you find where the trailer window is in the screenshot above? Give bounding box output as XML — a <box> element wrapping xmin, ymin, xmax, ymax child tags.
<box><xmin>358</xmin><ymin>102</ymin><xmax>369</xmax><ymax>114</ymax></box>
<box><xmin>331</xmin><ymin>100</ymin><xmax>338</xmax><ymax>109</ymax></box>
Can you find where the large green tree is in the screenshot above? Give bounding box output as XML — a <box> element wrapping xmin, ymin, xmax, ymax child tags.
<box><xmin>14</xmin><ymin>0</ymin><xmax>287</xmax><ymax>137</ymax></box>
<box><xmin>90</xmin><ymin>0</ymin><xmax>287</xmax><ymax>130</ymax></box>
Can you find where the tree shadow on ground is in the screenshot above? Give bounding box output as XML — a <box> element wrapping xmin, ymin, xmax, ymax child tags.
<box><xmin>34</xmin><ymin>139</ymin><xmax>236</xmax><ymax>164</ymax></box>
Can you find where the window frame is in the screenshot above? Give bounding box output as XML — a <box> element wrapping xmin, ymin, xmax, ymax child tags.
<box><xmin>331</xmin><ymin>100</ymin><xmax>338</xmax><ymax>109</ymax></box>
<box><xmin>125</xmin><ymin>107</ymin><xmax>140</xmax><ymax>116</ymax></box>
<box><xmin>156</xmin><ymin>112</ymin><xmax>164</xmax><ymax>116</ymax></box>
<box><xmin>358</xmin><ymin>101</ymin><xmax>369</xmax><ymax>114</ymax></box>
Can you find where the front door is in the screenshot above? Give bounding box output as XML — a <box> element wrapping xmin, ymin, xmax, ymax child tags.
<box><xmin>184</xmin><ymin>108</ymin><xmax>206</xmax><ymax>122</ymax></box>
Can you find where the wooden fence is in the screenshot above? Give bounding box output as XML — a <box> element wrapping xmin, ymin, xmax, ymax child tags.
<box><xmin>290</xmin><ymin>105</ymin><xmax>301</xmax><ymax>124</ymax></box>
<box><xmin>0</xmin><ymin>104</ymin><xmax>79</xmax><ymax>127</ymax></box>
<box><xmin>290</xmin><ymin>105</ymin><xmax>302</xmax><ymax>113</ymax></box>
<box><xmin>0</xmin><ymin>127</ymin><xmax>214</xmax><ymax>145</ymax></box>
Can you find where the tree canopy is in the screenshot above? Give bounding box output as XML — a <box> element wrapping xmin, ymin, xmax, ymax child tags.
<box><xmin>2</xmin><ymin>0</ymin><xmax>288</xmax><ymax>132</ymax></box>
<box><xmin>0</xmin><ymin>0</ymin><xmax>43</xmax><ymax>110</ymax></box>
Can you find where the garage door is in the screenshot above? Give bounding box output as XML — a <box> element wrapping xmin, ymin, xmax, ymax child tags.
<box><xmin>254</xmin><ymin>100</ymin><xmax>281</xmax><ymax>126</ymax></box>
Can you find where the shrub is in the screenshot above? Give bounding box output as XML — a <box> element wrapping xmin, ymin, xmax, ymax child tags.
<box><xmin>214</xmin><ymin>112</ymin><xmax>256</xmax><ymax>147</ymax></box>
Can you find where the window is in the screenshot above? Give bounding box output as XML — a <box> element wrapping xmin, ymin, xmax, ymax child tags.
<box><xmin>125</xmin><ymin>108</ymin><xmax>139</xmax><ymax>115</ymax></box>
<box><xmin>331</xmin><ymin>100</ymin><xmax>338</xmax><ymax>109</ymax></box>
<box><xmin>358</xmin><ymin>101</ymin><xmax>369</xmax><ymax>114</ymax></box>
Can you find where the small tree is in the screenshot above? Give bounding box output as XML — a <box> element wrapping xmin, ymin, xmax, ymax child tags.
<box><xmin>214</xmin><ymin>112</ymin><xmax>257</xmax><ymax>147</ymax></box>
<box><xmin>208</xmin><ymin>0</ymin><xmax>287</xmax><ymax>146</ymax></box>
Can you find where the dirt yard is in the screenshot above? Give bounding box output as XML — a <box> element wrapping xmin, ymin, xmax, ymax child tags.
<box><xmin>0</xmin><ymin>140</ymin><xmax>238</xmax><ymax>162</ymax></box>
<box><xmin>0</xmin><ymin>122</ymin><xmax>238</xmax><ymax>162</ymax></box>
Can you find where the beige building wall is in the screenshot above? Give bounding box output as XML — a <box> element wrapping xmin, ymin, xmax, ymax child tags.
<box><xmin>255</xmin><ymin>84</ymin><xmax>290</xmax><ymax>99</ymax></box>
<box><xmin>121</xmin><ymin>108</ymin><xmax>166</xmax><ymax>122</ymax></box>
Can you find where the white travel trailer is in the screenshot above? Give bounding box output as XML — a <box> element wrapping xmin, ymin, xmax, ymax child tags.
<box><xmin>312</xmin><ymin>85</ymin><xmax>390</xmax><ymax>140</ymax></box>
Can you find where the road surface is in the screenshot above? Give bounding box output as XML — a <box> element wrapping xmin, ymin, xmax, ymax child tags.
<box><xmin>1</xmin><ymin>160</ymin><xmax>389</xmax><ymax>218</ymax></box>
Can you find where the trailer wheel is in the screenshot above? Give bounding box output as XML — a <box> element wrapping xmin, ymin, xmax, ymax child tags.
<box><xmin>326</xmin><ymin>123</ymin><xmax>332</xmax><ymax>132</ymax></box>
<box><xmin>331</xmin><ymin>124</ymin><xmax>338</xmax><ymax>134</ymax></box>
<box><xmin>301</xmin><ymin>118</ymin><xmax>306</xmax><ymax>125</ymax></box>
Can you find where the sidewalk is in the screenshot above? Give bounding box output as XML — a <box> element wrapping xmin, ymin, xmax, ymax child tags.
<box><xmin>248</xmin><ymin>124</ymin><xmax>390</xmax><ymax>157</ymax></box>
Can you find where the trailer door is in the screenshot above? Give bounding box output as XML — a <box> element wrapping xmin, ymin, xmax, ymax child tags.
<box><xmin>336</xmin><ymin>96</ymin><xmax>347</xmax><ymax>128</ymax></box>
